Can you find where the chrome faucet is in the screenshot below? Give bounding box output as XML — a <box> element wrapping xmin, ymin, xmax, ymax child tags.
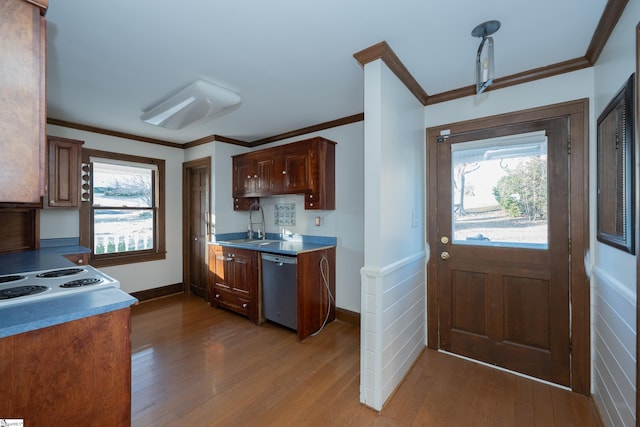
<box><xmin>248</xmin><ymin>202</ymin><xmax>266</xmax><ymax>240</ymax></box>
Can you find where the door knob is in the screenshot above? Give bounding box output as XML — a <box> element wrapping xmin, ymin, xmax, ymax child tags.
<box><xmin>440</xmin><ymin>251</ymin><xmax>450</xmax><ymax>260</ymax></box>
<box><xmin>440</xmin><ymin>236</ymin><xmax>449</xmax><ymax>244</ymax></box>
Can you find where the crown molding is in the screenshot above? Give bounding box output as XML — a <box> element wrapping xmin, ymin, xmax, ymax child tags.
<box><xmin>46</xmin><ymin>118</ymin><xmax>183</xmax><ymax>149</ymax></box>
<box><xmin>585</xmin><ymin>0</ymin><xmax>629</xmax><ymax>65</ymax></box>
<box><xmin>47</xmin><ymin>113</ymin><xmax>365</xmax><ymax>150</ymax></box>
<box><xmin>250</xmin><ymin>113</ymin><xmax>364</xmax><ymax>147</ymax></box>
<box><xmin>354</xmin><ymin>0</ymin><xmax>626</xmax><ymax>107</ymax></box>
<box><xmin>353</xmin><ymin>41</ymin><xmax>429</xmax><ymax>105</ymax></box>
<box><xmin>426</xmin><ymin>56</ymin><xmax>592</xmax><ymax>105</ymax></box>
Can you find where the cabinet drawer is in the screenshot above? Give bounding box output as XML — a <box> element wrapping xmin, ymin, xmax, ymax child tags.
<box><xmin>63</xmin><ymin>253</ymin><xmax>89</xmax><ymax>266</ymax></box>
<box><xmin>305</xmin><ymin>193</ymin><xmax>321</xmax><ymax>209</ymax></box>
<box><xmin>234</xmin><ymin>197</ymin><xmax>259</xmax><ymax>211</ymax></box>
<box><xmin>211</xmin><ymin>286</ymin><xmax>250</xmax><ymax>317</ymax></box>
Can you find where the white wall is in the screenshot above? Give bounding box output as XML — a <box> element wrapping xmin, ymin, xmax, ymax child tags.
<box><xmin>184</xmin><ymin>122</ymin><xmax>365</xmax><ymax>313</ymax></box>
<box><xmin>360</xmin><ymin>59</ymin><xmax>426</xmax><ymax>411</ymax></box>
<box><xmin>43</xmin><ymin>118</ymin><xmax>364</xmax><ymax>314</ymax></box>
<box><xmin>44</xmin><ymin>124</ymin><xmax>184</xmax><ymax>294</ymax></box>
<box><xmin>591</xmin><ymin>2</ymin><xmax>639</xmax><ymax>426</ymax></box>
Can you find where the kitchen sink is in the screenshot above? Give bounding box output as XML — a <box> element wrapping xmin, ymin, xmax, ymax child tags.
<box><xmin>225</xmin><ymin>239</ymin><xmax>282</xmax><ymax>246</ymax></box>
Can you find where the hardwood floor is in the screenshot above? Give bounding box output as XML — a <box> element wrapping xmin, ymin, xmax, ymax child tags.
<box><xmin>130</xmin><ymin>294</ymin><xmax>602</xmax><ymax>426</ymax></box>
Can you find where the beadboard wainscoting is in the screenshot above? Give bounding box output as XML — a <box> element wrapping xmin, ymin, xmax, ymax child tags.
<box><xmin>592</xmin><ymin>266</ymin><xmax>636</xmax><ymax>427</ymax></box>
<box><xmin>360</xmin><ymin>251</ymin><xmax>427</xmax><ymax>410</ymax></box>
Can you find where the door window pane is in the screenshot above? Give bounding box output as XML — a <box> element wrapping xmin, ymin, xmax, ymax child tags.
<box><xmin>451</xmin><ymin>132</ymin><xmax>548</xmax><ymax>249</ymax></box>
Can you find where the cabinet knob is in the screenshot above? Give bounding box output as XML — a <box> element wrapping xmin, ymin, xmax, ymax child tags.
<box><xmin>309</xmin><ymin>194</ymin><xmax>314</xmax><ymax>199</ymax></box>
<box><xmin>247</xmin><ymin>175</ymin><xmax>252</xmax><ymax>179</ymax></box>
<box><xmin>282</xmin><ymin>170</ymin><xmax>287</xmax><ymax>175</ymax></box>
<box><xmin>77</xmin><ymin>259</ymin><xmax>84</xmax><ymax>264</ymax></box>
<box><xmin>309</xmin><ymin>203</ymin><xmax>314</xmax><ymax>207</ymax></box>
<box><xmin>242</xmin><ymin>303</ymin><xmax>248</xmax><ymax>308</ymax></box>
<box><xmin>215</xmin><ymin>294</ymin><xmax>220</xmax><ymax>299</ymax></box>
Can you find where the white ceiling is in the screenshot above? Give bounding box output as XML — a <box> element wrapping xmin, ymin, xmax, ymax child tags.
<box><xmin>45</xmin><ymin>0</ymin><xmax>608</xmax><ymax>144</ymax></box>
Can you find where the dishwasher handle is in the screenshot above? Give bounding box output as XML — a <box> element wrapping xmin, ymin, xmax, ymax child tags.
<box><xmin>261</xmin><ymin>253</ymin><xmax>297</xmax><ymax>265</ymax></box>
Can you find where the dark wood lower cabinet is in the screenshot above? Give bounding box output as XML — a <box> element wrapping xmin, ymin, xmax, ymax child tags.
<box><xmin>0</xmin><ymin>308</ymin><xmax>132</xmax><ymax>426</ymax></box>
<box><xmin>297</xmin><ymin>247</ymin><xmax>336</xmax><ymax>340</ymax></box>
<box><xmin>208</xmin><ymin>244</ymin><xmax>336</xmax><ymax>340</ymax></box>
<box><xmin>209</xmin><ymin>245</ymin><xmax>259</xmax><ymax>324</ymax></box>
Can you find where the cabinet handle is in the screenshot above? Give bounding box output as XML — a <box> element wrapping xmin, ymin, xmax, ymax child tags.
<box><xmin>282</xmin><ymin>170</ymin><xmax>287</xmax><ymax>175</ymax></box>
<box><xmin>309</xmin><ymin>194</ymin><xmax>314</xmax><ymax>199</ymax></box>
<box><xmin>247</xmin><ymin>175</ymin><xmax>252</xmax><ymax>179</ymax></box>
<box><xmin>242</xmin><ymin>303</ymin><xmax>248</xmax><ymax>308</ymax></box>
<box><xmin>253</xmin><ymin>174</ymin><xmax>258</xmax><ymax>178</ymax></box>
<box><xmin>215</xmin><ymin>294</ymin><xmax>220</xmax><ymax>299</ymax></box>
<box><xmin>309</xmin><ymin>203</ymin><xmax>314</xmax><ymax>207</ymax></box>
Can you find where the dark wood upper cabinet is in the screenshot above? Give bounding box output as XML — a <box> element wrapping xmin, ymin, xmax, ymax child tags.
<box><xmin>0</xmin><ymin>0</ymin><xmax>47</xmax><ymax>204</ymax></box>
<box><xmin>45</xmin><ymin>136</ymin><xmax>84</xmax><ymax>208</ymax></box>
<box><xmin>232</xmin><ymin>137</ymin><xmax>336</xmax><ymax>210</ymax></box>
<box><xmin>280</xmin><ymin>143</ymin><xmax>311</xmax><ymax>194</ymax></box>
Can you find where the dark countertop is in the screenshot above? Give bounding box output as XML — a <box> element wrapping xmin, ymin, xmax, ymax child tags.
<box><xmin>0</xmin><ymin>287</ymin><xmax>137</xmax><ymax>338</ymax></box>
<box><xmin>0</xmin><ymin>238</ymin><xmax>91</xmax><ymax>275</ymax></box>
<box><xmin>0</xmin><ymin>238</ymin><xmax>137</xmax><ymax>338</ymax></box>
<box><xmin>210</xmin><ymin>233</ymin><xmax>336</xmax><ymax>255</ymax></box>
<box><xmin>0</xmin><ymin>245</ymin><xmax>90</xmax><ymax>275</ymax></box>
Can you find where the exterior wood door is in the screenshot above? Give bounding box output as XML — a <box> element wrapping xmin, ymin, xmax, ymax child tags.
<box><xmin>183</xmin><ymin>158</ymin><xmax>210</xmax><ymax>300</ymax></box>
<box><xmin>434</xmin><ymin>117</ymin><xmax>571</xmax><ymax>386</ymax></box>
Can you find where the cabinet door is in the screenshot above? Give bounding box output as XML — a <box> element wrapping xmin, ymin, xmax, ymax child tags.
<box><xmin>232</xmin><ymin>155</ymin><xmax>253</xmax><ymax>197</ymax></box>
<box><xmin>230</xmin><ymin>248</ymin><xmax>258</xmax><ymax>323</ymax></box>
<box><xmin>281</xmin><ymin>146</ymin><xmax>311</xmax><ymax>194</ymax></box>
<box><xmin>0</xmin><ymin>0</ymin><xmax>45</xmax><ymax>203</ymax></box>
<box><xmin>46</xmin><ymin>136</ymin><xmax>83</xmax><ymax>208</ymax></box>
<box><xmin>210</xmin><ymin>245</ymin><xmax>229</xmax><ymax>288</ymax></box>
<box><xmin>229</xmin><ymin>249</ymin><xmax>256</xmax><ymax>298</ymax></box>
<box><xmin>253</xmin><ymin>156</ymin><xmax>275</xmax><ymax>195</ymax></box>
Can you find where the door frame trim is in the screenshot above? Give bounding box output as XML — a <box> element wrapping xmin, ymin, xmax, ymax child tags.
<box><xmin>182</xmin><ymin>157</ymin><xmax>212</xmax><ymax>297</ymax></box>
<box><xmin>426</xmin><ymin>99</ymin><xmax>590</xmax><ymax>395</ymax></box>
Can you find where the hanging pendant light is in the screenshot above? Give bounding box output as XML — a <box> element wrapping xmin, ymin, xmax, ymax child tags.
<box><xmin>472</xmin><ymin>20</ymin><xmax>501</xmax><ymax>94</ymax></box>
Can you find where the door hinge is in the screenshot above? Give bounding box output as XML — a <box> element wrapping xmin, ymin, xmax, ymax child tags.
<box><xmin>567</xmin><ymin>137</ymin><xmax>571</xmax><ymax>154</ymax></box>
<box><xmin>568</xmin><ymin>238</ymin><xmax>572</xmax><ymax>255</ymax></box>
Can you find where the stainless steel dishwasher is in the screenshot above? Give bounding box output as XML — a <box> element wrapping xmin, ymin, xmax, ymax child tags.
<box><xmin>261</xmin><ymin>253</ymin><xmax>297</xmax><ymax>330</ymax></box>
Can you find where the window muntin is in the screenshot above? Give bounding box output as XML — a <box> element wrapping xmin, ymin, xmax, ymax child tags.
<box><xmin>451</xmin><ymin>131</ymin><xmax>548</xmax><ymax>249</ymax></box>
<box><xmin>80</xmin><ymin>149</ymin><xmax>165</xmax><ymax>267</ymax></box>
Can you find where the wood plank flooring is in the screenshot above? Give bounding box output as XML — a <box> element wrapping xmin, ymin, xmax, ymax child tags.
<box><xmin>130</xmin><ymin>294</ymin><xmax>602</xmax><ymax>426</ymax></box>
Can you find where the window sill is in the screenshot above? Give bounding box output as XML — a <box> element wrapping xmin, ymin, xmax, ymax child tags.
<box><xmin>90</xmin><ymin>251</ymin><xmax>167</xmax><ymax>268</ymax></box>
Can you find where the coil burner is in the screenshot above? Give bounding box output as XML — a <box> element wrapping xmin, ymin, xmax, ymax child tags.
<box><xmin>0</xmin><ymin>266</ymin><xmax>119</xmax><ymax>307</ymax></box>
<box><xmin>61</xmin><ymin>278</ymin><xmax>103</xmax><ymax>288</ymax></box>
<box><xmin>0</xmin><ymin>285</ymin><xmax>48</xmax><ymax>299</ymax></box>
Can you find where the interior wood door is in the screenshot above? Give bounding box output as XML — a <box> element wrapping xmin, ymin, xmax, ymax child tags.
<box><xmin>183</xmin><ymin>158</ymin><xmax>210</xmax><ymax>300</ymax></box>
<box><xmin>435</xmin><ymin>117</ymin><xmax>571</xmax><ymax>386</ymax></box>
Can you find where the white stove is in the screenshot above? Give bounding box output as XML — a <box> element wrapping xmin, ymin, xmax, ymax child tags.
<box><xmin>0</xmin><ymin>265</ymin><xmax>120</xmax><ymax>307</ymax></box>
